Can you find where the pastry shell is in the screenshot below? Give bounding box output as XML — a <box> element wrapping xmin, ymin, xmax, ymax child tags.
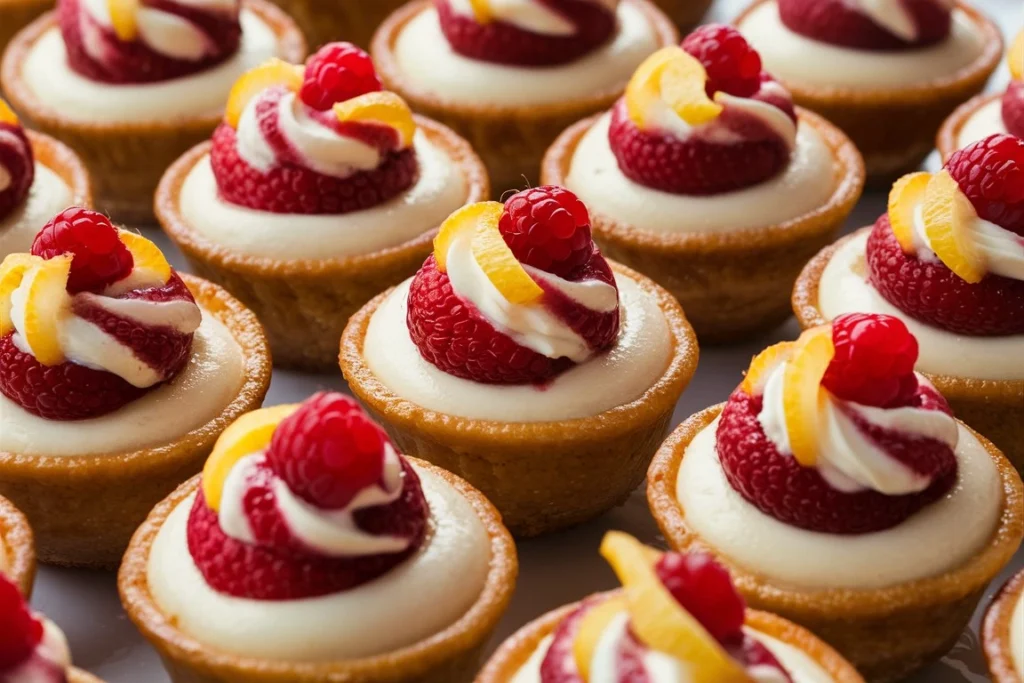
<box><xmin>477</xmin><ymin>592</ymin><xmax>866</xmax><ymax>682</ymax></box>
<box><xmin>542</xmin><ymin>107</ymin><xmax>865</xmax><ymax>343</ymax></box>
<box><xmin>0</xmin><ymin>0</ymin><xmax>306</xmax><ymax>225</ymax></box>
<box><xmin>0</xmin><ymin>0</ymin><xmax>49</xmax><ymax>57</ymax></box>
<box><xmin>792</xmin><ymin>228</ymin><xmax>1024</xmax><ymax>477</ymax></box>
<box><xmin>371</xmin><ymin>0</ymin><xmax>679</xmax><ymax>194</ymax></box>
<box><xmin>118</xmin><ymin>459</ymin><xmax>518</xmax><ymax>683</ymax></box>
<box><xmin>0</xmin><ymin>493</ymin><xmax>35</xmax><ymax>596</ymax></box>
<box><xmin>156</xmin><ymin>116</ymin><xmax>490</xmax><ymax>371</ymax></box>
<box><xmin>982</xmin><ymin>568</ymin><xmax>1024</xmax><ymax>683</ymax></box>
<box><xmin>733</xmin><ymin>0</ymin><xmax>1002</xmax><ymax>185</ymax></box>
<box><xmin>265</xmin><ymin>0</ymin><xmax>406</xmax><ymax>50</ymax></box>
<box><xmin>339</xmin><ymin>262</ymin><xmax>699</xmax><ymax>538</ymax></box>
<box><xmin>0</xmin><ymin>275</ymin><xmax>272</xmax><ymax>569</ymax></box>
<box><xmin>647</xmin><ymin>404</ymin><xmax>1024</xmax><ymax>683</ymax></box>
<box><xmin>936</xmin><ymin>91</ymin><xmax>1003</xmax><ymax>162</ymax></box>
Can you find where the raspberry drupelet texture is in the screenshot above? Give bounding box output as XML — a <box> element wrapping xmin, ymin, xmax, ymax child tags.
<box><xmin>300</xmin><ymin>43</ymin><xmax>382</xmax><ymax>111</ymax></box>
<box><xmin>0</xmin><ymin>120</ymin><xmax>34</xmax><ymax>224</ymax></box>
<box><xmin>946</xmin><ymin>134</ymin><xmax>1024</xmax><ymax>235</ymax></box>
<box><xmin>680</xmin><ymin>24</ymin><xmax>762</xmax><ymax>98</ymax></box>
<box><xmin>654</xmin><ymin>552</ymin><xmax>745</xmax><ymax>643</ymax></box>
<box><xmin>777</xmin><ymin>0</ymin><xmax>952</xmax><ymax>51</ymax></box>
<box><xmin>499</xmin><ymin>185</ymin><xmax>594</xmax><ymax>278</ymax></box>
<box><xmin>31</xmin><ymin>207</ymin><xmax>134</xmax><ymax>294</ymax></box>
<box><xmin>0</xmin><ymin>575</ymin><xmax>43</xmax><ymax>670</ymax></box>
<box><xmin>822</xmin><ymin>313</ymin><xmax>920</xmax><ymax>408</ymax></box>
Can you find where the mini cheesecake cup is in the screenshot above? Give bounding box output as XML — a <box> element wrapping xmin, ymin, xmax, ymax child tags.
<box><xmin>792</xmin><ymin>229</ymin><xmax>1024</xmax><ymax>477</ymax></box>
<box><xmin>0</xmin><ymin>0</ymin><xmax>306</xmax><ymax>225</ymax></box>
<box><xmin>936</xmin><ymin>92</ymin><xmax>1003</xmax><ymax>161</ymax></box>
<box><xmin>0</xmin><ymin>494</ymin><xmax>35</xmax><ymax>596</ymax></box>
<box><xmin>0</xmin><ymin>0</ymin><xmax>49</xmax><ymax>57</ymax></box>
<box><xmin>340</xmin><ymin>262</ymin><xmax>699</xmax><ymax>538</ymax></box>
<box><xmin>157</xmin><ymin>116</ymin><xmax>489</xmax><ymax>372</ymax></box>
<box><xmin>543</xmin><ymin>108</ymin><xmax>865</xmax><ymax>343</ymax></box>
<box><xmin>733</xmin><ymin>0</ymin><xmax>1002</xmax><ymax>185</ymax></box>
<box><xmin>982</xmin><ymin>568</ymin><xmax>1024</xmax><ymax>683</ymax></box>
<box><xmin>371</xmin><ymin>0</ymin><xmax>679</xmax><ymax>194</ymax></box>
<box><xmin>119</xmin><ymin>460</ymin><xmax>518</xmax><ymax>683</ymax></box>
<box><xmin>478</xmin><ymin>592</ymin><xmax>866</xmax><ymax>683</ymax></box>
<box><xmin>647</xmin><ymin>405</ymin><xmax>1024</xmax><ymax>683</ymax></box>
<box><xmin>267</xmin><ymin>0</ymin><xmax>406</xmax><ymax>49</ymax></box>
<box><xmin>0</xmin><ymin>275</ymin><xmax>272</xmax><ymax>569</ymax></box>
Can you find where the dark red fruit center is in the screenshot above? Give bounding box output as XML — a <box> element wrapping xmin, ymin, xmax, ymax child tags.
<box><xmin>822</xmin><ymin>313</ymin><xmax>920</xmax><ymax>408</ymax></box>
<box><xmin>681</xmin><ymin>24</ymin><xmax>762</xmax><ymax>98</ymax></box>
<box><xmin>654</xmin><ymin>551</ymin><xmax>746</xmax><ymax>643</ymax></box>
<box><xmin>0</xmin><ymin>576</ymin><xmax>43</xmax><ymax>670</ymax></box>
<box><xmin>299</xmin><ymin>42</ymin><xmax>382</xmax><ymax>112</ymax></box>
<box><xmin>31</xmin><ymin>207</ymin><xmax>134</xmax><ymax>294</ymax></box>
<box><xmin>499</xmin><ymin>185</ymin><xmax>594</xmax><ymax>278</ymax></box>
<box><xmin>946</xmin><ymin>133</ymin><xmax>1024</xmax><ymax>236</ymax></box>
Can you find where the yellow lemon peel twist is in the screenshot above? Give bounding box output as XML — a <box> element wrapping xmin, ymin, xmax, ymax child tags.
<box><xmin>626</xmin><ymin>47</ymin><xmax>723</xmax><ymax>130</ymax></box>
<box><xmin>782</xmin><ymin>326</ymin><xmax>835</xmax><ymax>467</ymax></box>
<box><xmin>887</xmin><ymin>171</ymin><xmax>932</xmax><ymax>254</ymax></box>
<box><xmin>225</xmin><ymin>59</ymin><xmax>304</xmax><ymax>129</ymax></box>
<box><xmin>333</xmin><ymin>92</ymin><xmax>417</xmax><ymax>148</ymax></box>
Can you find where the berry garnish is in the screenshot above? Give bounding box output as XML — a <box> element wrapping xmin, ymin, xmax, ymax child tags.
<box><xmin>31</xmin><ymin>208</ymin><xmax>133</xmax><ymax>294</ymax></box>
<box><xmin>681</xmin><ymin>24</ymin><xmax>762</xmax><ymax>98</ymax></box>
<box><xmin>822</xmin><ymin>313</ymin><xmax>919</xmax><ymax>408</ymax></box>
<box><xmin>266</xmin><ymin>392</ymin><xmax>388</xmax><ymax>510</ymax></box>
<box><xmin>945</xmin><ymin>134</ymin><xmax>1024</xmax><ymax>235</ymax></box>
<box><xmin>299</xmin><ymin>42</ymin><xmax>382</xmax><ymax>111</ymax></box>
<box><xmin>0</xmin><ymin>113</ymin><xmax>34</xmax><ymax>224</ymax></box>
<box><xmin>499</xmin><ymin>186</ymin><xmax>594</xmax><ymax>278</ymax></box>
<box><xmin>1004</xmin><ymin>82</ymin><xmax>1024</xmax><ymax>140</ymax></box>
<box><xmin>654</xmin><ymin>551</ymin><xmax>745</xmax><ymax>643</ymax></box>
<box><xmin>0</xmin><ymin>575</ymin><xmax>42</xmax><ymax>669</ymax></box>
<box><xmin>777</xmin><ymin>0</ymin><xmax>952</xmax><ymax>50</ymax></box>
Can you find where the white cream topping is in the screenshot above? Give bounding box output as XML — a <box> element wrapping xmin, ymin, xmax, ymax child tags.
<box><xmin>445</xmin><ymin>0</ymin><xmax>580</xmax><ymax>36</ymax></box>
<box><xmin>818</xmin><ymin>231</ymin><xmax>1024</xmax><ymax>380</ymax></box>
<box><xmin>5</xmin><ymin>619</ymin><xmax>72</xmax><ymax>683</ymax></box>
<box><xmin>1011</xmin><ymin>587</ymin><xmax>1024</xmax><ymax>679</ymax></box>
<box><xmin>22</xmin><ymin>11</ymin><xmax>279</xmax><ymax>124</ymax></box>
<box><xmin>0</xmin><ymin>164</ymin><xmax>73</xmax><ymax>260</ymax></box>
<box><xmin>0</xmin><ymin>309</ymin><xmax>245</xmax><ymax>456</ymax></box>
<box><xmin>364</xmin><ymin>273</ymin><xmax>671</xmax><ymax>422</ymax></box>
<box><xmin>853</xmin><ymin>0</ymin><xmax>919</xmax><ymax>42</ymax></box>
<box><xmin>566</xmin><ymin>113</ymin><xmax>836</xmax><ymax>233</ymax></box>
<box><xmin>738</xmin><ymin>2</ymin><xmax>985</xmax><ymax>91</ymax></box>
<box><xmin>956</xmin><ymin>97</ymin><xmax>1009</xmax><ymax>150</ymax></box>
<box><xmin>179</xmin><ymin>133</ymin><xmax>467</xmax><ymax>260</ymax></box>
<box><xmin>393</xmin><ymin>3</ymin><xmax>658</xmax><ymax>107</ymax></box>
<box><xmin>79</xmin><ymin>0</ymin><xmax>232</xmax><ymax>63</ymax></box>
<box><xmin>147</xmin><ymin>466</ymin><xmax>491</xmax><ymax>661</ymax></box>
<box><xmin>677</xmin><ymin>417</ymin><xmax>1002</xmax><ymax>589</ymax></box>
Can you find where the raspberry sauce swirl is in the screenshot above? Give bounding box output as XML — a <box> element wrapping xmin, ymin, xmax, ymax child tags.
<box><xmin>58</xmin><ymin>0</ymin><xmax>242</xmax><ymax>84</ymax></box>
<box><xmin>0</xmin><ymin>110</ymin><xmax>34</xmax><ymax>224</ymax></box>
<box><xmin>777</xmin><ymin>0</ymin><xmax>953</xmax><ymax>51</ymax></box>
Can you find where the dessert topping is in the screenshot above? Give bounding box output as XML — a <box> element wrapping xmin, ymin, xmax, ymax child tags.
<box><xmin>188</xmin><ymin>393</ymin><xmax>428</xmax><ymax>600</ymax></box>
<box><xmin>436</xmin><ymin>0</ymin><xmax>617</xmax><ymax>67</ymax></box>
<box><xmin>59</xmin><ymin>0</ymin><xmax>242</xmax><ymax>84</ymax></box>
<box><xmin>0</xmin><ymin>101</ymin><xmax>34</xmax><ymax>225</ymax></box>
<box><xmin>719</xmin><ymin>314</ymin><xmax>959</xmax><ymax>534</ymax></box>
<box><xmin>0</xmin><ymin>209</ymin><xmax>200</xmax><ymax>420</ymax></box>
<box><xmin>777</xmin><ymin>0</ymin><xmax>953</xmax><ymax>51</ymax></box>
<box><xmin>0</xmin><ymin>575</ymin><xmax>71</xmax><ymax>681</ymax></box>
<box><xmin>610</xmin><ymin>27</ymin><xmax>797</xmax><ymax>195</ymax></box>
<box><xmin>212</xmin><ymin>45</ymin><xmax>419</xmax><ymax>215</ymax></box>
<box><xmin>407</xmin><ymin>187</ymin><xmax>620</xmax><ymax>384</ymax></box>
<box><xmin>1005</xmin><ymin>31</ymin><xmax>1024</xmax><ymax>137</ymax></box>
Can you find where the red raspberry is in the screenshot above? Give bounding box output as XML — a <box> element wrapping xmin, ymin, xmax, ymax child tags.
<box><xmin>266</xmin><ymin>392</ymin><xmax>389</xmax><ymax>510</ymax></box>
<box><xmin>299</xmin><ymin>42</ymin><xmax>382</xmax><ymax>111</ymax></box>
<box><xmin>716</xmin><ymin>387</ymin><xmax>957</xmax><ymax>535</ymax></box>
<box><xmin>608</xmin><ymin>99</ymin><xmax>791</xmax><ymax>195</ymax></box>
<box><xmin>724</xmin><ymin>635</ymin><xmax>792</xmax><ymax>681</ymax></box>
<box><xmin>946</xmin><ymin>134</ymin><xmax>1024</xmax><ymax>235</ymax></box>
<box><xmin>866</xmin><ymin>215</ymin><xmax>1024</xmax><ymax>335</ymax></box>
<box><xmin>1003</xmin><ymin>82</ymin><xmax>1024</xmax><ymax>140</ymax></box>
<box><xmin>499</xmin><ymin>186</ymin><xmax>594</xmax><ymax>277</ymax></box>
<box><xmin>31</xmin><ymin>207</ymin><xmax>134</xmax><ymax>294</ymax></box>
<box><xmin>0</xmin><ymin>123</ymin><xmax>34</xmax><ymax>224</ymax></box>
<box><xmin>539</xmin><ymin>598</ymin><xmax>597</xmax><ymax>682</ymax></box>
<box><xmin>777</xmin><ymin>0</ymin><xmax>951</xmax><ymax>51</ymax></box>
<box><xmin>0</xmin><ymin>575</ymin><xmax>42</xmax><ymax>669</ymax></box>
<box><xmin>681</xmin><ymin>24</ymin><xmax>762</xmax><ymax>98</ymax></box>
<box><xmin>435</xmin><ymin>0</ymin><xmax>616</xmax><ymax>67</ymax></box>
<box><xmin>822</xmin><ymin>313</ymin><xmax>919</xmax><ymax>408</ymax></box>
<box><xmin>58</xmin><ymin>0</ymin><xmax>241</xmax><ymax>84</ymax></box>
<box><xmin>654</xmin><ymin>551</ymin><xmax>745</xmax><ymax>642</ymax></box>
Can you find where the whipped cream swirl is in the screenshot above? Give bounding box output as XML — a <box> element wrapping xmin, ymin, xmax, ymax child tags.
<box><xmin>852</xmin><ymin>0</ymin><xmax>953</xmax><ymax>42</ymax></box>
<box><xmin>443</xmin><ymin>0</ymin><xmax>617</xmax><ymax>35</ymax></box>
<box><xmin>4</xmin><ymin>619</ymin><xmax>73</xmax><ymax>683</ymax></box>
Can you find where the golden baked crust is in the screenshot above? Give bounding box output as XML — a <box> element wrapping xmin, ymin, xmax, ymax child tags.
<box><xmin>265</xmin><ymin>0</ymin><xmax>405</xmax><ymax>49</ymax></box>
<box><xmin>982</xmin><ymin>568</ymin><xmax>1024</xmax><ymax>683</ymax></box>
<box><xmin>371</xmin><ymin>0</ymin><xmax>679</xmax><ymax>193</ymax></box>
<box><xmin>792</xmin><ymin>228</ymin><xmax>1024</xmax><ymax>475</ymax></box>
<box><xmin>0</xmin><ymin>274</ymin><xmax>272</xmax><ymax>569</ymax></box>
<box><xmin>733</xmin><ymin>0</ymin><xmax>1002</xmax><ymax>184</ymax></box>
<box><xmin>936</xmin><ymin>91</ymin><xmax>1002</xmax><ymax>161</ymax></box>
<box><xmin>339</xmin><ymin>261</ymin><xmax>699</xmax><ymax>537</ymax></box>
<box><xmin>647</xmin><ymin>404</ymin><xmax>1024</xmax><ymax>683</ymax></box>
<box><xmin>0</xmin><ymin>494</ymin><xmax>35</xmax><ymax>596</ymax></box>
<box><xmin>156</xmin><ymin>115</ymin><xmax>490</xmax><ymax>371</ymax></box>
<box><xmin>0</xmin><ymin>0</ymin><xmax>306</xmax><ymax>224</ymax></box>
<box><xmin>542</xmin><ymin>107</ymin><xmax>865</xmax><ymax>343</ymax></box>
<box><xmin>477</xmin><ymin>591</ymin><xmax>866</xmax><ymax>682</ymax></box>
<box><xmin>0</xmin><ymin>0</ymin><xmax>48</xmax><ymax>57</ymax></box>
<box><xmin>26</xmin><ymin>129</ymin><xmax>92</xmax><ymax>209</ymax></box>
<box><xmin>118</xmin><ymin>460</ymin><xmax>518</xmax><ymax>683</ymax></box>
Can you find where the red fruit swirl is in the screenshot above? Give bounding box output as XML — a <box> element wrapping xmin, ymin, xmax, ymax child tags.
<box><xmin>0</xmin><ymin>575</ymin><xmax>43</xmax><ymax>670</ymax></box>
<box><xmin>822</xmin><ymin>312</ymin><xmax>920</xmax><ymax>408</ymax></box>
<box><xmin>1003</xmin><ymin>81</ymin><xmax>1024</xmax><ymax>139</ymax></box>
<box><xmin>0</xmin><ymin>123</ymin><xmax>34</xmax><ymax>224</ymax></box>
<box><xmin>777</xmin><ymin>0</ymin><xmax>952</xmax><ymax>51</ymax></box>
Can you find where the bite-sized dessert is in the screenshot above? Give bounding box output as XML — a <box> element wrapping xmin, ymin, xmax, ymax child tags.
<box><xmin>266</xmin><ymin>0</ymin><xmax>405</xmax><ymax>51</ymax></box>
<box><xmin>119</xmin><ymin>392</ymin><xmax>516</xmax><ymax>682</ymax></box>
<box><xmin>0</xmin><ymin>0</ymin><xmax>305</xmax><ymax>223</ymax></box>
<box><xmin>794</xmin><ymin>134</ymin><xmax>1024</xmax><ymax>475</ymax></box>
<box><xmin>371</xmin><ymin>0</ymin><xmax>679</xmax><ymax>192</ymax></box>
<box><xmin>0</xmin><ymin>99</ymin><xmax>90</xmax><ymax>260</ymax></box>
<box><xmin>0</xmin><ymin>208</ymin><xmax>271</xmax><ymax>568</ymax></box>
<box><xmin>341</xmin><ymin>186</ymin><xmax>698</xmax><ymax>537</ymax></box>
<box><xmin>939</xmin><ymin>28</ymin><xmax>1024</xmax><ymax>159</ymax></box>
<box><xmin>0</xmin><ymin>574</ymin><xmax>104</xmax><ymax>683</ymax></box>
<box><xmin>735</xmin><ymin>0</ymin><xmax>1002</xmax><ymax>183</ymax></box>
<box><xmin>0</xmin><ymin>494</ymin><xmax>34</xmax><ymax>597</ymax></box>
<box><xmin>543</xmin><ymin>24</ymin><xmax>864</xmax><ymax>342</ymax></box>
<box><xmin>0</xmin><ymin>0</ymin><xmax>48</xmax><ymax>61</ymax></box>
<box><xmin>158</xmin><ymin>42</ymin><xmax>488</xmax><ymax>370</ymax></box>
<box><xmin>479</xmin><ymin>531</ymin><xmax>865</xmax><ymax>683</ymax></box>
<box><xmin>982</xmin><ymin>568</ymin><xmax>1024</xmax><ymax>683</ymax></box>
<box><xmin>648</xmin><ymin>313</ymin><xmax>1024</xmax><ymax>681</ymax></box>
